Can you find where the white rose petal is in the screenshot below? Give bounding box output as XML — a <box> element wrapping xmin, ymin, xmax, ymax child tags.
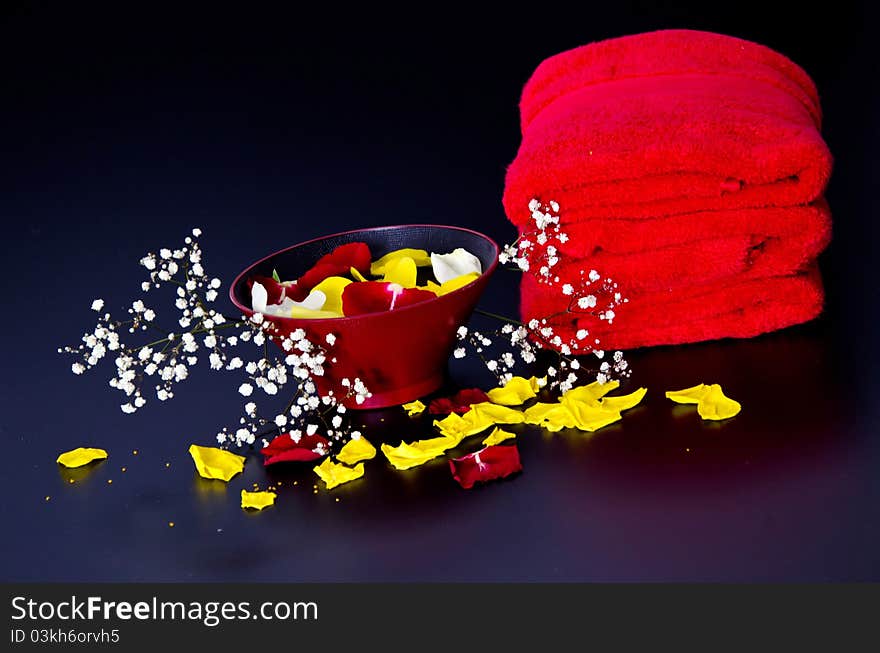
<box><xmin>251</xmin><ymin>281</ymin><xmax>268</xmax><ymax>313</ymax></box>
<box><xmin>430</xmin><ymin>248</ymin><xmax>482</xmax><ymax>284</ymax></box>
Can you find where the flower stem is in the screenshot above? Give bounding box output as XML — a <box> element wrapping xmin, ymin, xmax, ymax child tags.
<box><xmin>474</xmin><ymin>308</ymin><xmax>524</xmax><ymax>327</ymax></box>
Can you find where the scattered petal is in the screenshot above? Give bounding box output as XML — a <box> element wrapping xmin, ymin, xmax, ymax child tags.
<box><xmin>561</xmin><ymin>380</ymin><xmax>620</xmax><ymax>405</ymax></box>
<box><xmin>428</xmin><ymin>388</ymin><xmax>490</xmax><ymax>415</ymax></box>
<box><xmin>450</xmin><ymin>445</ymin><xmax>522</xmax><ymax>489</ymax></box>
<box><xmin>370</xmin><ymin>248</ymin><xmax>432</xmax><ymax>276</ymax></box>
<box><xmin>336</xmin><ymin>437</ymin><xmax>377</xmax><ymax>465</ymax></box>
<box><xmin>381</xmin><ymin>437</ymin><xmax>454</xmax><ymax>470</ymax></box>
<box><xmin>665</xmin><ymin>384</ymin><xmax>711</xmax><ymax>404</ymax></box>
<box><xmin>402</xmin><ymin>399</ymin><xmax>426</xmax><ymax>416</ymax></box>
<box><xmin>698</xmin><ymin>384</ymin><xmax>741</xmax><ymax>420</ymax></box>
<box><xmin>522</xmin><ymin>402</ymin><xmax>577</xmax><ymax>431</ymax></box>
<box><xmin>381</xmin><ymin>256</ymin><xmax>418</xmax><ymax>288</ymax></box>
<box><xmin>487</xmin><ymin>376</ymin><xmax>539</xmax><ymax>406</ymax></box>
<box><xmin>437</xmin><ymin>272</ymin><xmax>480</xmax><ymax>296</ymax></box>
<box><xmin>482</xmin><ymin>427</ymin><xmax>516</xmax><ymax>446</ymax></box>
<box><xmin>260</xmin><ymin>433</ymin><xmax>330</xmax><ymax>465</ymax></box>
<box><xmin>188</xmin><ymin>444</ymin><xmax>245</xmax><ymax>482</ymax></box>
<box><xmin>241</xmin><ymin>489</ymin><xmax>277</xmax><ymax>511</ymax></box>
<box><xmin>599</xmin><ymin>387</ymin><xmax>647</xmax><ymax>412</ymax></box>
<box><xmin>56</xmin><ymin>447</ymin><xmax>108</xmax><ymax>468</ymax></box>
<box><xmin>430</xmin><ymin>248</ymin><xmax>482</xmax><ymax>284</ymax></box>
<box><xmin>313</xmin><ymin>459</ymin><xmax>364</xmax><ymax>489</ymax></box>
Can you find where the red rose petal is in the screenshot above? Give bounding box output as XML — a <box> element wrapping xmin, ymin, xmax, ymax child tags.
<box><xmin>260</xmin><ymin>432</ymin><xmax>330</xmax><ymax>465</ymax></box>
<box><xmin>449</xmin><ymin>444</ymin><xmax>523</xmax><ymax>489</ymax></box>
<box><xmin>248</xmin><ymin>274</ymin><xmax>288</xmax><ymax>305</ymax></box>
<box><xmin>428</xmin><ymin>388</ymin><xmax>490</xmax><ymax>415</ymax></box>
<box><xmin>341</xmin><ymin>281</ymin><xmax>435</xmax><ymax>316</ymax></box>
<box><xmin>289</xmin><ymin>242</ymin><xmax>372</xmax><ymax>301</ymax></box>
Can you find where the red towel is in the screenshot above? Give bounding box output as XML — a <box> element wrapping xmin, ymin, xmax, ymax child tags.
<box><xmin>503</xmin><ymin>30</ymin><xmax>833</xmax><ymax>221</ymax></box>
<box><xmin>520</xmin><ymin>266</ymin><xmax>825</xmax><ymax>351</ymax></box>
<box><xmin>531</xmin><ymin>201</ymin><xmax>830</xmax><ymax>294</ymax></box>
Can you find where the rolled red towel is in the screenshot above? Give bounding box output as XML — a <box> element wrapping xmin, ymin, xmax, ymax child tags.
<box><xmin>503</xmin><ymin>30</ymin><xmax>833</xmax><ymax>221</ymax></box>
<box><xmin>520</xmin><ymin>266</ymin><xmax>825</xmax><ymax>351</ymax></box>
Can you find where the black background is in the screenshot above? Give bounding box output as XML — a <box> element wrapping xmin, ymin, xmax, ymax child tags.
<box><xmin>1</xmin><ymin>2</ymin><xmax>877</xmax><ymax>581</ymax></box>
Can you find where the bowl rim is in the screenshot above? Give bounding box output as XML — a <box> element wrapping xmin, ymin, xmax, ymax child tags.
<box><xmin>228</xmin><ymin>223</ymin><xmax>501</xmax><ymax>324</ymax></box>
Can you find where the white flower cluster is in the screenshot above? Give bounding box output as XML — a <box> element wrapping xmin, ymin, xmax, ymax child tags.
<box><xmin>456</xmin><ymin>199</ymin><xmax>632</xmax><ymax>393</ymax></box>
<box><xmin>216</xmin><ymin>324</ymin><xmax>371</xmax><ymax>448</ymax></box>
<box><xmin>62</xmin><ymin>228</ymin><xmax>368</xmax><ymax>453</ymax></box>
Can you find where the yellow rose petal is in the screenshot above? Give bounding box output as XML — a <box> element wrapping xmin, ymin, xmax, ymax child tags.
<box><xmin>382</xmin><ymin>256</ymin><xmax>418</xmax><ymax>288</ymax></box>
<box><xmin>370</xmin><ymin>248</ymin><xmax>432</xmax><ymax>276</ymax></box>
<box><xmin>336</xmin><ymin>437</ymin><xmax>377</xmax><ymax>465</ymax></box>
<box><xmin>418</xmin><ymin>280</ymin><xmax>441</xmax><ymax>295</ymax></box>
<box><xmin>402</xmin><ymin>399</ymin><xmax>426</xmax><ymax>416</ymax></box>
<box><xmin>523</xmin><ymin>402</ymin><xmax>577</xmax><ymax>431</ymax></box>
<box><xmin>240</xmin><ymin>489</ymin><xmax>277</xmax><ymax>511</ymax></box>
<box><xmin>350</xmin><ymin>266</ymin><xmax>368</xmax><ymax>282</ymax></box>
<box><xmin>696</xmin><ymin>384</ymin><xmax>742</xmax><ymax>421</ymax></box>
<box><xmin>56</xmin><ymin>447</ymin><xmax>108</xmax><ymax>468</ymax></box>
<box><xmin>381</xmin><ymin>438</ymin><xmax>449</xmax><ymax>470</ymax></box>
<box><xmin>289</xmin><ymin>307</ymin><xmax>342</xmax><ymax>319</ymax></box>
<box><xmin>665</xmin><ymin>384</ymin><xmax>711</xmax><ymax>404</ymax></box>
<box><xmin>310</xmin><ymin>276</ymin><xmax>352</xmax><ymax>315</ymax></box>
<box><xmin>562</xmin><ymin>379</ymin><xmax>621</xmax><ymax>405</ymax></box>
<box><xmin>433</xmin><ymin>412</ymin><xmax>469</xmax><ymax>438</ymax></box>
<box><xmin>437</xmin><ymin>272</ymin><xmax>480</xmax><ymax>296</ymax></box>
<box><xmin>487</xmin><ymin>376</ymin><xmax>538</xmax><ymax>406</ymax></box>
<box><xmin>482</xmin><ymin>427</ymin><xmax>516</xmax><ymax>446</ymax></box>
<box><xmin>565</xmin><ymin>401</ymin><xmax>622</xmax><ymax>431</ymax></box>
<box><xmin>467</xmin><ymin>402</ymin><xmax>525</xmax><ymax>425</ymax></box>
<box><xmin>313</xmin><ymin>459</ymin><xmax>365</xmax><ymax>489</ymax></box>
<box><xmin>599</xmin><ymin>387</ymin><xmax>648</xmax><ymax>412</ymax></box>
<box><xmin>188</xmin><ymin>444</ymin><xmax>245</xmax><ymax>482</ymax></box>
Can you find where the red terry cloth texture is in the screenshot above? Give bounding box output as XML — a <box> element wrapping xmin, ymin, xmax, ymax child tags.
<box><xmin>503</xmin><ymin>29</ymin><xmax>833</xmax><ymax>349</ymax></box>
<box><xmin>521</xmin><ymin>265</ymin><xmax>825</xmax><ymax>351</ymax></box>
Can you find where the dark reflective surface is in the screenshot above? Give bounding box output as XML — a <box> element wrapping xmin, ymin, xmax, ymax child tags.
<box><xmin>1</xmin><ymin>3</ymin><xmax>877</xmax><ymax>581</ymax></box>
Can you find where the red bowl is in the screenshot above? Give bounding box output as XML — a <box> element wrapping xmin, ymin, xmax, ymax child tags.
<box><xmin>229</xmin><ymin>225</ymin><xmax>499</xmax><ymax>409</ymax></box>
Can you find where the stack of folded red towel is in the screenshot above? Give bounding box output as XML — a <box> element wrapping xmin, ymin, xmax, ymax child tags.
<box><xmin>503</xmin><ymin>29</ymin><xmax>832</xmax><ymax>350</ymax></box>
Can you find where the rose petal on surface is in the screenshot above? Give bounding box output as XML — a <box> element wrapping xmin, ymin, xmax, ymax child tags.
<box><xmin>430</xmin><ymin>248</ymin><xmax>482</xmax><ymax>284</ymax></box>
<box><xmin>564</xmin><ymin>401</ymin><xmax>622</xmax><ymax>431</ymax></box>
<box><xmin>402</xmin><ymin>399</ymin><xmax>426</xmax><ymax>416</ymax></box>
<box><xmin>599</xmin><ymin>387</ymin><xmax>647</xmax><ymax>412</ymax></box>
<box><xmin>290</xmin><ymin>242</ymin><xmax>372</xmax><ymax>301</ymax></box>
<box><xmin>240</xmin><ymin>489</ymin><xmax>277</xmax><ymax>511</ymax></box>
<box><xmin>487</xmin><ymin>376</ymin><xmax>538</xmax><ymax>406</ymax></box>
<box><xmin>561</xmin><ymin>380</ymin><xmax>621</xmax><ymax>405</ymax></box>
<box><xmin>381</xmin><ymin>256</ymin><xmax>418</xmax><ymax>288</ymax></box>
<box><xmin>437</xmin><ymin>272</ymin><xmax>480</xmax><ymax>296</ymax></box>
<box><xmin>428</xmin><ymin>388</ymin><xmax>490</xmax><ymax>415</ymax></box>
<box><xmin>381</xmin><ymin>437</ymin><xmax>454</xmax><ymax>470</ymax></box>
<box><xmin>370</xmin><ymin>248</ymin><xmax>432</xmax><ymax>276</ymax></box>
<box><xmin>482</xmin><ymin>427</ymin><xmax>516</xmax><ymax>446</ymax></box>
<box><xmin>260</xmin><ymin>432</ymin><xmax>330</xmax><ymax>465</ymax></box>
<box><xmin>310</xmin><ymin>276</ymin><xmax>351</xmax><ymax>314</ymax></box>
<box><xmin>313</xmin><ymin>459</ymin><xmax>365</xmax><ymax>489</ymax></box>
<box><xmin>522</xmin><ymin>402</ymin><xmax>577</xmax><ymax>431</ymax></box>
<box><xmin>56</xmin><ymin>447</ymin><xmax>108</xmax><ymax>468</ymax></box>
<box><xmin>188</xmin><ymin>444</ymin><xmax>245</xmax><ymax>482</ymax></box>
<box><xmin>336</xmin><ymin>437</ymin><xmax>377</xmax><ymax>465</ymax></box>
<box><xmin>341</xmin><ymin>281</ymin><xmax>435</xmax><ymax>316</ymax></box>
<box><xmin>468</xmin><ymin>402</ymin><xmax>525</xmax><ymax>425</ymax></box>
<box><xmin>449</xmin><ymin>444</ymin><xmax>523</xmax><ymax>489</ymax></box>
<box><xmin>696</xmin><ymin>384</ymin><xmax>742</xmax><ymax>420</ymax></box>
<box><xmin>665</xmin><ymin>384</ymin><xmax>711</xmax><ymax>404</ymax></box>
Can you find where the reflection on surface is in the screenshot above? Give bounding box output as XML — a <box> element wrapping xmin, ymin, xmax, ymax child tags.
<box><xmin>57</xmin><ymin>460</ymin><xmax>105</xmax><ymax>485</ymax></box>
